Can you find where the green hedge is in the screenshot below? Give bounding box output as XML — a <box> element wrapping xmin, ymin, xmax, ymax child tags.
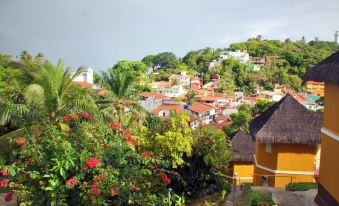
<box><xmin>240</xmin><ymin>185</ymin><xmax>275</xmax><ymax>206</ymax></box>
<box><xmin>287</xmin><ymin>182</ymin><xmax>318</xmax><ymax>191</ymax></box>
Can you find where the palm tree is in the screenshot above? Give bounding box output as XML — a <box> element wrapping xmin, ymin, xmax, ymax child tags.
<box><xmin>20</xmin><ymin>50</ymin><xmax>32</xmax><ymax>62</ymax></box>
<box><xmin>99</xmin><ymin>70</ymin><xmax>146</xmax><ymax>123</ymax></box>
<box><xmin>0</xmin><ymin>60</ymin><xmax>102</xmax><ymax>125</ymax></box>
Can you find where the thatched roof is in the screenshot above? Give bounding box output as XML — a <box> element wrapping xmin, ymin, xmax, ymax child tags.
<box><xmin>230</xmin><ymin>130</ymin><xmax>255</xmax><ymax>162</ymax></box>
<box><xmin>304</xmin><ymin>51</ymin><xmax>339</xmax><ymax>85</ymax></box>
<box><xmin>250</xmin><ymin>94</ymin><xmax>322</xmax><ymax>145</ymax></box>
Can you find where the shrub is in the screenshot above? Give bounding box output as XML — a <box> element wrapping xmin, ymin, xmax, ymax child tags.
<box><xmin>287</xmin><ymin>182</ymin><xmax>318</xmax><ymax>191</ymax></box>
<box><xmin>0</xmin><ymin>113</ymin><xmax>172</xmax><ymax>205</ymax></box>
<box><xmin>250</xmin><ymin>192</ymin><xmax>275</xmax><ymax>206</ymax></box>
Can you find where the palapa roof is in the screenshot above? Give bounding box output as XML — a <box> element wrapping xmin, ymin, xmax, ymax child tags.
<box><xmin>230</xmin><ymin>130</ymin><xmax>255</xmax><ymax>162</ymax></box>
<box><xmin>250</xmin><ymin>94</ymin><xmax>322</xmax><ymax>145</ymax></box>
<box><xmin>304</xmin><ymin>51</ymin><xmax>339</xmax><ymax>85</ymax></box>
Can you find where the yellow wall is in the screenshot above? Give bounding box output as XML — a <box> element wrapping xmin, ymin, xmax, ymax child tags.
<box><xmin>323</xmin><ymin>84</ymin><xmax>339</xmax><ymax>134</ymax></box>
<box><xmin>255</xmin><ymin>143</ymin><xmax>317</xmax><ymax>188</ymax></box>
<box><xmin>256</xmin><ymin>143</ymin><xmax>278</xmax><ymax>169</ymax></box>
<box><xmin>233</xmin><ymin>162</ymin><xmax>254</xmax><ymax>185</ymax></box>
<box><xmin>318</xmin><ymin>83</ymin><xmax>339</xmax><ymax>201</ymax></box>
<box><xmin>306</xmin><ymin>81</ymin><xmax>325</xmax><ymax>97</ymax></box>
<box><xmin>277</xmin><ymin>144</ymin><xmax>317</xmax><ymax>171</ymax></box>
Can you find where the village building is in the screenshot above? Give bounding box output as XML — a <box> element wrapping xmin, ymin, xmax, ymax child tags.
<box><xmin>251</xmin><ymin>57</ymin><xmax>266</xmax><ymax>64</ymax></box>
<box><xmin>304</xmin><ymin>51</ymin><xmax>339</xmax><ymax>206</ymax></box>
<box><xmin>190</xmin><ymin>77</ymin><xmax>203</xmax><ymax>90</ymax></box>
<box><xmin>219</xmin><ymin>50</ymin><xmax>250</xmax><ymax>63</ymax></box>
<box><xmin>205</xmin><ymin>60</ymin><xmax>222</xmax><ymax>68</ymax></box>
<box><xmin>187</xmin><ymin>103</ymin><xmax>216</xmax><ymax>128</ymax></box>
<box><xmin>150</xmin><ymin>81</ymin><xmax>187</xmax><ymax>98</ymax></box>
<box><xmin>250</xmin><ymin>94</ymin><xmax>322</xmax><ymax>188</ymax></box>
<box><xmin>258</xmin><ymin>90</ymin><xmax>284</xmax><ymax>102</ymax></box>
<box><xmin>138</xmin><ymin>92</ymin><xmax>170</xmax><ymax>112</ymax></box>
<box><xmin>151</xmin><ymin>103</ymin><xmax>184</xmax><ymax>117</ymax></box>
<box><xmin>306</xmin><ymin>81</ymin><xmax>325</xmax><ymax>97</ymax></box>
<box><xmin>168</xmin><ymin>71</ymin><xmax>191</xmax><ymax>86</ymax></box>
<box><xmin>229</xmin><ymin>130</ymin><xmax>255</xmax><ymax>185</ymax></box>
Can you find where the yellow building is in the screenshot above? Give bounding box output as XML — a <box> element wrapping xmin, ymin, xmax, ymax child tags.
<box><xmin>304</xmin><ymin>51</ymin><xmax>339</xmax><ymax>206</ymax></box>
<box><xmin>250</xmin><ymin>94</ymin><xmax>322</xmax><ymax>188</ymax></box>
<box><xmin>306</xmin><ymin>81</ymin><xmax>325</xmax><ymax>97</ymax></box>
<box><xmin>229</xmin><ymin>130</ymin><xmax>255</xmax><ymax>185</ymax></box>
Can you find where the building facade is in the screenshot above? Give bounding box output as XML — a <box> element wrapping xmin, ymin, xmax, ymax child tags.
<box><xmin>250</xmin><ymin>94</ymin><xmax>322</xmax><ymax>188</ymax></box>
<box><xmin>306</xmin><ymin>81</ymin><xmax>325</xmax><ymax>97</ymax></box>
<box><xmin>304</xmin><ymin>51</ymin><xmax>339</xmax><ymax>206</ymax></box>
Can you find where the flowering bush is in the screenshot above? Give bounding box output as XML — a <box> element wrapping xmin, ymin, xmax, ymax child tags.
<box><xmin>0</xmin><ymin>112</ymin><xmax>173</xmax><ymax>205</ymax></box>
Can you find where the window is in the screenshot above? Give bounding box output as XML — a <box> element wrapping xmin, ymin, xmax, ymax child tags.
<box><xmin>265</xmin><ymin>144</ymin><xmax>272</xmax><ymax>153</ymax></box>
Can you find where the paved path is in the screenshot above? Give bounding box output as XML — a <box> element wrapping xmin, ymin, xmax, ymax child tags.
<box><xmin>253</xmin><ymin>187</ymin><xmax>318</xmax><ymax>206</ymax></box>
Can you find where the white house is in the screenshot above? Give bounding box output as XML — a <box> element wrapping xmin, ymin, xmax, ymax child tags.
<box><xmin>150</xmin><ymin>81</ymin><xmax>187</xmax><ymax>98</ymax></box>
<box><xmin>168</xmin><ymin>71</ymin><xmax>191</xmax><ymax>86</ymax></box>
<box><xmin>259</xmin><ymin>90</ymin><xmax>285</xmax><ymax>102</ymax></box>
<box><xmin>219</xmin><ymin>50</ymin><xmax>250</xmax><ymax>63</ymax></box>
<box><xmin>73</xmin><ymin>66</ymin><xmax>94</xmax><ymax>84</ymax></box>
<box><xmin>187</xmin><ymin>103</ymin><xmax>216</xmax><ymax>128</ymax></box>
<box><xmin>138</xmin><ymin>92</ymin><xmax>170</xmax><ymax>112</ymax></box>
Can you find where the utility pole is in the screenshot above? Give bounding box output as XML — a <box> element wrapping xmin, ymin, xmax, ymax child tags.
<box><xmin>232</xmin><ymin>172</ymin><xmax>238</xmax><ymax>206</ymax></box>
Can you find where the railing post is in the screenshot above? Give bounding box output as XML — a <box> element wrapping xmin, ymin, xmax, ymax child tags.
<box><xmin>233</xmin><ymin>172</ymin><xmax>238</xmax><ymax>206</ymax></box>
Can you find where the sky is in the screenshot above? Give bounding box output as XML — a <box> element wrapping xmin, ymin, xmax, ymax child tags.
<box><xmin>0</xmin><ymin>0</ymin><xmax>338</xmax><ymax>71</ymax></box>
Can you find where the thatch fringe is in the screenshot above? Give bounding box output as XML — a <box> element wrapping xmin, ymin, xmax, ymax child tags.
<box><xmin>230</xmin><ymin>130</ymin><xmax>255</xmax><ymax>162</ymax></box>
<box><xmin>250</xmin><ymin>94</ymin><xmax>322</xmax><ymax>145</ymax></box>
<box><xmin>304</xmin><ymin>51</ymin><xmax>339</xmax><ymax>85</ymax></box>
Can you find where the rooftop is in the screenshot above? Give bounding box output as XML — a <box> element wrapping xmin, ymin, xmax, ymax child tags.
<box><xmin>230</xmin><ymin>130</ymin><xmax>255</xmax><ymax>162</ymax></box>
<box><xmin>304</xmin><ymin>51</ymin><xmax>339</xmax><ymax>85</ymax></box>
<box><xmin>139</xmin><ymin>92</ymin><xmax>169</xmax><ymax>100</ymax></box>
<box><xmin>250</xmin><ymin>94</ymin><xmax>322</xmax><ymax>145</ymax></box>
<box><xmin>152</xmin><ymin>104</ymin><xmax>184</xmax><ymax>115</ymax></box>
<box><xmin>189</xmin><ymin>103</ymin><xmax>214</xmax><ymax>113</ymax></box>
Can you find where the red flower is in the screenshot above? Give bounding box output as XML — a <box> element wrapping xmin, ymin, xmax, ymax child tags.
<box><xmin>159</xmin><ymin>173</ymin><xmax>171</xmax><ymax>186</ymax></box>
<box><xmin>85</xmin><ymin>157</ymin><xmax>101</xmax><ymax>169</ymax></box>
<box><xmin>131</xmin><ymin>183</ymin><xmax>139</xmax><ymax>191</ymax></box>
<box><xmin>64</xmin><ymin>115</ymin><xmax>71</xmax><ymax>123</ymax></box>
<box><xmin>0</xmin><ymin>170</ymin><xmax>8</xmax><ymax>176</ymax></box>
<box><xmin>93</xmin><ymin>174</ymin><xmax>106</xmax><ymax>183</ymax></box>
<box><xmin>89</xmin><ymin>183</ymin><xmax>100</xmax><ymax>196</ymax></box>
<box><xmin>124</xmin><ymin>136</ymin><xmax>138</xmax><ymax>146</ymax></box>
<box><xmin>141</xmin><ymin>151</ymin><xmax>151</xmax><ymax>159</ymax></box>
<box><xmin>111</xmin><ymin>122</ymin><xmax>122</xmax><ymax>131</ymax></box>
<box><xmin>81</xmin><ymin>112</ymin><xmax>93</xmax><ymax>120</ymax></box>
<box><xmin>123</xmin><ymin>130</ymin><xmax>131</xmax><ymax>136</ymax></box>
<box><xmin>4</xmin><ymin>193</ymin><xmax>13</xmax><ymax>202</ymax></box>
<box><xmin>71</xmin><ymin>112</ymin><xmax>79</xmax><ymax>120</ymax></box>
<box><xmin>17</xmin><ymin>137</ymin><xmax>25</xmax><ymax>146</ymax></box>
<box><xmin>83</xmin><ymin>166</ymin><xmax>88</xmax><ymax>171</ymax></box>
<box><xmin>66</xmin><ymin>176</ymin><xmax>77</xmax><ymax>187</ymax></box>
<box><xmin>0</xmin><ymin>178</ymin><xmax>10</xmax><ymax>187</ymax></box>
<box><xmin>110</xmin><ymin>188</ymin><xmax>119</xmax><ymax>197</ymax></box>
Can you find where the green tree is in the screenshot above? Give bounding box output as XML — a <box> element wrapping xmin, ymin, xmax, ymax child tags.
<box><xmin>155</xmin><ymin>52</ymin><xmax>179</xmax><ymax>69</ymax></box>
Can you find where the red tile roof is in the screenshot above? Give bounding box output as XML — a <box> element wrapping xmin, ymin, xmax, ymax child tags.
<box><xmin>73</xmin><ymin>81</ymin><xmax>94</xmax><ymax>88</ymax></box>
<box><xmin>189</xmin><ymin>103</ymin><xmax>214</xmax><ymax>113</ymax></box>
<box><xmin>139</xmin><ymin>92</ymin><xmax>169</xmax><ymax>100</ymax></box>
<box><xmin>152</xmin><ymin>104</ymin><xmax>184</xmax><ymax>115</ymax></box>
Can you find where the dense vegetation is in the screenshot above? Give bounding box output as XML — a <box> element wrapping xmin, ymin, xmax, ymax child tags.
<box><xmin>0</xmin><ymin>53</ymin><xmax>231</xmax><ymax>205</ymax></box>
<box><xmin>0</xmin><ymin>38</ymin><xmax>337</xmax><ymax>205</ymax></box>
<box><xmin>142</xmin><ymin>38</ymin><xmax>338</xmax><ymax>94</ymax></box>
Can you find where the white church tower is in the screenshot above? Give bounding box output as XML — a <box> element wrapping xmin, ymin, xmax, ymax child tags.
<box><xmin>72</xmin><ymin>65</ymin><xmax>94</xmax><ymax>84</ymax></box>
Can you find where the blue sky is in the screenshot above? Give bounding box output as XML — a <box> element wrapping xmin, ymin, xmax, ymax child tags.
<box><xmin>0</xmin><ymin>0</ymin><xmax>338</xmax><ymax>71</ymax></box>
